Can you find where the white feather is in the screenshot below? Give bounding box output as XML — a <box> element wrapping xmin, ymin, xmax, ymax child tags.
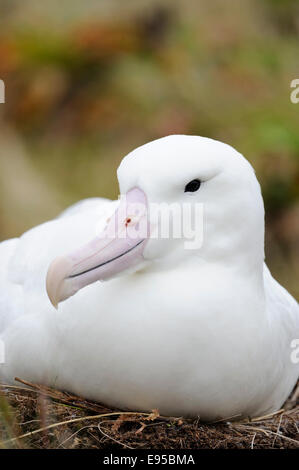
<box><xmin>0</xmin><ymin>135</ymin><xmax>298</xmax><ymax>420</ymax></box>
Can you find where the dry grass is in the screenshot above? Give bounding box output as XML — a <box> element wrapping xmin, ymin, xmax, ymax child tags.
<box><xmin>0</xmin><ymin>378</ymin><xmax>298</xmax><ymax>449</ymax></box>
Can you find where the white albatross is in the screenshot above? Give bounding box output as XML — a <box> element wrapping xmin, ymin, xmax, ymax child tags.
<box><xmin>0</xmin><ymin>135</ymin><xmax>298</xmax><ymax>421</ymax></box>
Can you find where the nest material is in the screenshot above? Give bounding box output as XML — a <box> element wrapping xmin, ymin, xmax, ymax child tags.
<box><xmin>0</xmin><ymin>378</ymin><xmax>298</xmax><ymax>449</ymax></box>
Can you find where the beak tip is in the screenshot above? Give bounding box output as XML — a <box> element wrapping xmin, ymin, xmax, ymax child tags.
<box><xmin>46</xmin><ymin>255</ymin><xmax>70</xmax><ymax>310</ymax></box>
<box><xmin>46</xmin><ymin>282</ymin><xmax>59</xmax><ymax>309</ymax></box>
<box><xmin>50</xmin><ymin>298</ymin><xmax>59</xmax><ymax>310</ymax></box>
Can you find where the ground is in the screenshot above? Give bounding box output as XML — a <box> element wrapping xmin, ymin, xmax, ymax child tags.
<box><xmin>0</xmin><ymin>378</ymin><xmax>298</xmax><ymax>449</ymax></box>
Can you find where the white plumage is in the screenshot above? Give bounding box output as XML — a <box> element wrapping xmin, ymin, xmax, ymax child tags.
<box><xmin>0</xmin><ymin>135</ymin><xmax>298</xmax><ymax>421</ymax></box>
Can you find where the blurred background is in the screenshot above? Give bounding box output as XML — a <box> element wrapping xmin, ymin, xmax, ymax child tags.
<box><xmin>0</xmin><ymin>0</ymin><xmax>298</xmax><ymax>297</ymax></box>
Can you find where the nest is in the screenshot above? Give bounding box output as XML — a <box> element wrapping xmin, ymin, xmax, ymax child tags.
<box><xmin>0</xmin><ymin>378</ymin><xmax>298</xmax><ymax>449</ymax></box>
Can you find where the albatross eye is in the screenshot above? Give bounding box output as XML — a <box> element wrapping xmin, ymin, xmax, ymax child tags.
<box><xmin>184</xmin><ymin>179</ymin><xmax>201</xmax><ymax>193</ymax></box>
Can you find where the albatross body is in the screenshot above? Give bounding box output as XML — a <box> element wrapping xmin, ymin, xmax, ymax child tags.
<box><xmin>0</xmin><ymin>135</ymin><xmax>298</xmax><ymax>421</ymax></box>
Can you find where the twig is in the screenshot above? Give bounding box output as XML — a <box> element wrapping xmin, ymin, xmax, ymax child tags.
<box><xmin>98</xmin><ymin>421</ymin><xmax>134</xmax><ymax>449</ymax></box>
<box><xmin>58</xmin><ymin>425</ymin><xmax>98</xmax><ymax>448</ymax></box>
<box><xmin>232</xmin><ymin>424</ymin><xmax>270</xmax><ymax>436</ymax></box>
<box><xmin>249</xmin><ymin>409</ymin><xmax>285</xmax><ymax>423</ymax></box>
<box><xmin>272</xmin><ymin>413</ymin><xmax>283</xmax><ymax>447</ymax></box>
<box><xmin>250</xmin><ymin>432</ymin><xmax>256</xmax><ymax>449</ymax></box>
<box><xmin>232</xmin><ymin>424</ymin><xmax>299</xmax><ymax>446</ymax></box>
<box><xmin>0</xmin><ymin>411</ymin><xmax>156</xmax><ymax>445</ymax></box>
<box><xmin>210</xmin><ymin>413</ymin><xmax>242</xmax><ymax>424</ymax></box>
<box><xmin>12</xmin><ymin>378</ymin><xmax>112</xmax><ymax>414</ymax></box>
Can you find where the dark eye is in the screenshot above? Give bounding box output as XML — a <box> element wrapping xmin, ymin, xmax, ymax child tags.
<box><xmin>184</xmin><ymin>179</ymin><xmax>201</xmax><ymax>192</ymax></box>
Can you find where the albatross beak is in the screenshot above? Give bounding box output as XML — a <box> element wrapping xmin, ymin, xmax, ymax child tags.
<box><xmin>46</xmin><ymin>187</ymin><xmax>148</xmax><ymax>308</ymax></box>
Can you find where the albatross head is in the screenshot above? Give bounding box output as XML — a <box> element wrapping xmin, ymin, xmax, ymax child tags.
<box><xmin>46</xmin><ymin>135</ymin><xmax>265</xmax><ymax>308</ymax></box>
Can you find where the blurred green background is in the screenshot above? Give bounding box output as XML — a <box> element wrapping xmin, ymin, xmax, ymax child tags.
<box><xmin>0</xmin><ymin>0</ymin><xmax>298</xmax><ymax>296</ymax></box>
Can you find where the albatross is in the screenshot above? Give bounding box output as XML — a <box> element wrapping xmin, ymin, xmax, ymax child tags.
<box><xmin>0</xmin><ymin>135</ymin><xmax>298</xmax><ymax>421</ymax></box>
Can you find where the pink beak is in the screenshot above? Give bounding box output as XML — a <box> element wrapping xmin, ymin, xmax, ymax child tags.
<box><xmin>46</xmin><ymin>187</ymin><xmax>149</xmax><ymax>308</ymax></box>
